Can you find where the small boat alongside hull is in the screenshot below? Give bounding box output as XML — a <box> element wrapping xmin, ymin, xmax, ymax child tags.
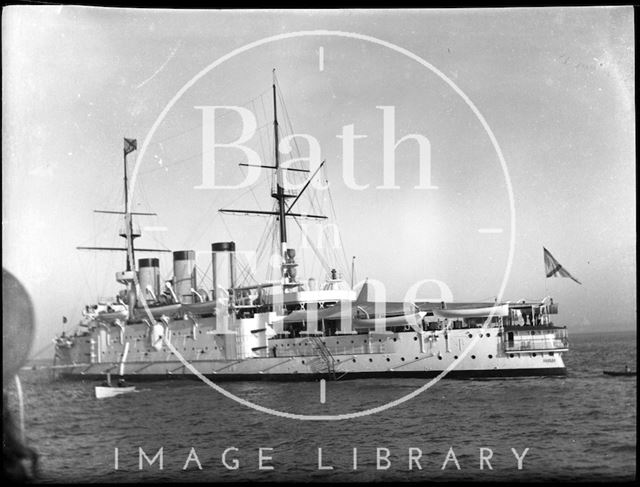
<box><xmin>95</xmin><ymin>385</ymin><xmax>136</xmax><ymax>399</ymax></box>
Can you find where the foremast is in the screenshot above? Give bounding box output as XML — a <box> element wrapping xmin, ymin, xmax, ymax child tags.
<box><xmin>76</xmin><ymin>139</ymin><xmax>170</xmax><ymax>315</ymax></box>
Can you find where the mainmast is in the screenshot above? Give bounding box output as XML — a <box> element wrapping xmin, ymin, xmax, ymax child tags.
<box><xmin>218</xmin><ymin>72</ymin><xmax>329</xmax><ymax>286</ymax></box>
<box><xmin>273</xmin><ymin>71</ymin><xmax>288</xmax><ymax>247</ymax></box>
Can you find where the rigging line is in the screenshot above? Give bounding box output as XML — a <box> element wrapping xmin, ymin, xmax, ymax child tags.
<box><xmin>292</xmin><ymin>217</ymin><xmax>332</xmax><ymax>274</ymax></box>
<box><xmin>256</xmin><ymin>218</ymin><xmax>276</xmax><ymax>277</ymax></box>
<box><xmin>251</xmin><ymin>98</ymin><xmax>269</xmax><ymax>173</ymax></box>
<box><xmin>236</xmin><ymin>258</ymin><xmax>259</xmax><ymax>287</ymax></box>
<box><xmin>76</xmin><ymin>252</ymin><xmax>96</xmax><ymax>299</ymax></box>
<box><xmin>255</xmin><ymin>214</ymin><xmax>274</xmax><ymax>257</ymax></box>
<box><xmin>237</xmin><ymin>164</ymin><xmax>263</xmax><ymax>211</ymax></box>
<box><xmin>255</xmin><ymin>220</ymin><xmax>274</xmax><ymax>281</ymax></box>
<box><xmin>183</xmin><ymin>180</ymin><xmax>256</xmax><ymax>247</ymax></box>
<box><xmin>259</xmin><ymin>91</ymin><xmax>274</xmax><ymax>163</ymax></box>
<box><xmin>139</xmin><ymin>121</ymin><xmax>273</xmax><ymax>176</ymax></box>
<box><xmin>150</xmin><ymin>88</ymin><xmax>272</xmax><ymax>147</ymax></box>
<box><xmin>325</xmin><ymin>176</ymin><xmax>351</xmax><ymax>280</ymax></box>
<box><xmin>275</xmin><ymin>79</ymin><xmax>305</xmax><ymax>165</ymax></box>
<box><xmin>219</xmin><ymin>214</ymin><xmax>236</xmax><ymax>243</ymax></box>
<box><xmin>196</xmin><ymin>261</ymin><xmax>213</xmax><ymax>290</ymax></box>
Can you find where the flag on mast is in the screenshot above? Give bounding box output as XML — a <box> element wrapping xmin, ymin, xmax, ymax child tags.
<box><xmin>543</xmin><ymin>247</ymin><xmax>581</xmax><ymax>285</ymax></box>
<box><xmin>124</xmin><ymin>138</ymin><xmax>137</xmax><ymax>155</ymax></box>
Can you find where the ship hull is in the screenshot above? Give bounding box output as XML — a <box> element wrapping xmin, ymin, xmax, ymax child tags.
<box><xmin>54</xmin><ymin>309</ymin><xmax>568</xmax><ymax>381</ymax></box>
<box><xmin>61</xmin><ymin>367</ymin><xmax>567</xmax><ymax>382</ymax></box>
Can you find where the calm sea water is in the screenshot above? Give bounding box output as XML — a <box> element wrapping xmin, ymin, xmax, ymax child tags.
<box><xmin>8</xmin><ymin>330</ymin><xmax>636</xmax><ymax>482</ymax></box>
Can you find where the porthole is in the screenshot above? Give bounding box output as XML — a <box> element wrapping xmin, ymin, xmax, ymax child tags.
<box><xmin>468</xmin><ymin>334</ymin><xmax>473</xmax><ymax>338</ymax></box>
<box><xmin>301</xmin><ymin>360</ymin><xmax>305</xmax><ymax>364</ymax></box>
<box><xmin>488</xmin><ymin>354</ymin><xmax>493</xmax><ymax>359</ymax></box>
<box><xmin>549</xmin><ymin>352</ymin><xmax>554</xmax><ymax>356</ymax></box>
<box><xmin>486</xmin><ymin>333</ymin><xmax>491</xmax><ymax>337</ymax></box>
<box><xmin>415</xmin><ymin>357</ymin><xmax>419</xmax><ymax>360</ymax></box>
<box><xmin>369</xmin><ymin>358</ymin><xmax>373</xmax><ymax>362</ymax></box>
<box><xmin>386</xmin><ymin>358</ymin><xmax>390</xmax><ymax>362</ymax></box>
<box><xmin>364</xmin><ymin>339</ymin><xmax>367</xmax><ymax>343</ymax></box>
<box><xmin>378</xmin><ymin>339</ymin><xmax>382</xmax><ymax>342</ymax></box>
<box><xmin>479</xmin><ymin>334</ymin><xmax>483</xmax><ymax>338</ymax></box>
<box><xmin>454</xmin><ymin>355</ymin><xmax>458</xmax><ymax>359</ymax></box>
<box><xmin>510</xmin><ymin>354</ymin><xmax>515</xmax><ymax>358</ymax></box>
<box><xmin>393</xmin><ymin>338</ymin><xmax>397</xmax><ymax>342</ymax></box>
<box><xmin>401</xmin><ymin>357</ymin><xmax>405</xmax><ymax>361</ymax></box>
<box><xmin>532</xmin><ymin>353</ymin><xmax>537</xmax><ymax>357</ymax></box>
<box><xmin>471</xmin><ymin>355</ymin><xmax>476</xmax><ymax>359</ymax></box>
<box><xmin>438</xmin><ymin>356</ymin><xmax>443</xmax><ymax>360</ymax></box>
<box><xmin>352</xmin><ymin>358</ymin><xmax>356</xmax><ymax>363</ymax></box>
<box><xmin>413</xmin><ymin>337</ymin><xmax>418</xmax><ymax>341</ymax></box>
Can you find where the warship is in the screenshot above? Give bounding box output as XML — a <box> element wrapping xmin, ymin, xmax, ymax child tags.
<box><xmin>53</xmin><ymin>77</ymin><xmax>569</xmax><ymax>381</ymax></box>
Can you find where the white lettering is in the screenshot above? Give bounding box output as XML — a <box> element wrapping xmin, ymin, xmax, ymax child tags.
<box><xmin>338</xmin><ymin>124</ymin><xmax>369</xmax><ymax>190</ymax></box>
<box><xmin>259</xmin><ymin>447</ymin><xmax>274</xmax><ymax>471</ymax></box>
<box><xmin>377</xmin><ymin>447</ymin><xmax>391</xmax><ymax>470</ymax></box>
<box><xmin>479</xmin><ymin>447</ymin><xmax>493</xmax><ymax>470</ymax></box>
<box><xmin>222</xmin><ymin>447</ymin><xmax>239</xmax><ymax>470</ymax></box>
<box><xmin>183</xmin><ymin>447</ymin><xmax>203</xmax><ymax>470</ymax></box>
<box><xmin>139</xmin><ymin>447</ymin><xmax>163</xmax><ymax>470</ymax></box>
<box><xmin>376</xmin><ymin>105</ymin><xmax>437</xmax><ymax>190</ymax></box>
<box><xmin>511</xmin><ymin>447</ymin><xmax>529</xmax><ymax>470</ymax></box>
<box><xmin>408</xmin><ymin>447</ymin><xmax>423</xmax><ymax>470</ymax></box>
<box><xmin>194</xmin><ymin>106</ymin><xmax>261</xmax><ymax>190</ymax></box>
<box><xmin>317</xmin><ymin>448</ymin><xmax>334</xmax><ymax>470</ymax></box>
<box><xmin>279</xmin><ymin>134</ymin><xmax>326</xmax><ymax>190</ymax></box>
<box><xmin>441</xmin><ymin>447</ymin><xmax>460</xmax><ymax>470</ymax></box>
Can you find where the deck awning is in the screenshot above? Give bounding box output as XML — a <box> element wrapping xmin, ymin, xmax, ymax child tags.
<box><xmin>433</xmin><ymin>304</ymin><xmax>509</xmax><ymax>319</ymax></box>
<box><xmin>275</xmin><ymin>301</ymin><xmax>419</xmax><ymax>324</ymax></box>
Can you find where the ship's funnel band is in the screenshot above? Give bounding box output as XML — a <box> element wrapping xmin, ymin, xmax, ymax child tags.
<box><xmin>173</xmin><ymin>250</ymin><xmax>195</xmax><ymax>261</ymax></box>
<box><xmin>211</xmin><ymin>242</ymin><xmax>235</xmax><ymax>252</ymax></box>
<box><xmin>138</xmin><ymin>258</ymin><xmax>160</xmax><ymax>268</ymax></box>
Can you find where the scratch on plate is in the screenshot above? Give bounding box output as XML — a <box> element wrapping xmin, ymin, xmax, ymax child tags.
<box><xmin>135</xmin><ymin>41</ymin><xmax>182</xmax><ymax>89</ymax></box>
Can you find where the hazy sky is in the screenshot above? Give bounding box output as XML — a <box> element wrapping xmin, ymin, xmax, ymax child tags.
<box><xmin>2</xmin><ymin>6</ymin><xmax>635</xmax><ymax>357</ymax></box>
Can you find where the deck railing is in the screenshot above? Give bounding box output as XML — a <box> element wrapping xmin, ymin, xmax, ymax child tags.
<box><xmin>503</xmin><ymin>336</ymin><xmax>568</xmax><ymax>352</ymax></box>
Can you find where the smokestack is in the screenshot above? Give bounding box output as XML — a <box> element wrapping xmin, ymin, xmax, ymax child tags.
<box><xmin>138</xmin><ymin>258</ymin><xmax>160</xmax><ymax>303</ymax></box>
<box><xmin>211</xmin><ymin>242</ymin><xmax>236</xmax><ymax>300</ymax></box>
<box><xmin>173</xmin><ymin>250</ymin><xmax>196</xmax><ymax>304</ymax></box>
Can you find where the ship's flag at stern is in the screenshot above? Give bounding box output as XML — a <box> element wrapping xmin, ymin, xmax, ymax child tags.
<box><xmin>124</xmin><ymin>138</ymin><xmax>137</xmax><ymax>155</ymax></box>
<box><xmin>543</xmin><ymin>247</ymin><xmax>581</xmax><ymax>285</ymax></box>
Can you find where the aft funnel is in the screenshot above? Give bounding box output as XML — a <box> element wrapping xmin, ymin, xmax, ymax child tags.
<box><xmin>211</xmin><ymin>242</ymin><xmax>236</xmax><ymax>300</ymax></box>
